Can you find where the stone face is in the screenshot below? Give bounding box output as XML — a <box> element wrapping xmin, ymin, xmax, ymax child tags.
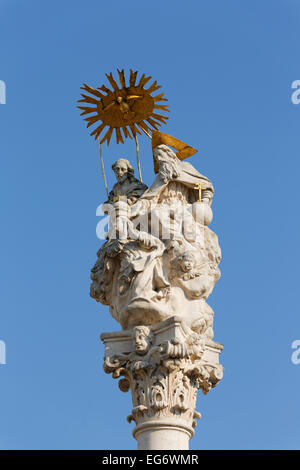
<box><xmin>101</xmin><ymin>316</ymin><xmax>223</xmax><ymax>450</ymax></box>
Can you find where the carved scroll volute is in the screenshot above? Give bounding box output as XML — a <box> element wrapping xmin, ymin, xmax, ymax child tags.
<box><xmin>101</xmin><ymin>319</ymin><xmax>223</xmax><ymax>437</ymax></box>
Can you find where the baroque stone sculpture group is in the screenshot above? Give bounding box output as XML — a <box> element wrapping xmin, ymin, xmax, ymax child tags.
<box><xmin>90</xmin><ymin>143</ymin><xmax>223</xmax><ymax>449</ymax></box>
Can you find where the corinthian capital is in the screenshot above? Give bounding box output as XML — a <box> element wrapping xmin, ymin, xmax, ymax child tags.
<box><xmin>101</xmin><ymin>316</ymin><xmax>223</xmax><ymax>450</ymax></box>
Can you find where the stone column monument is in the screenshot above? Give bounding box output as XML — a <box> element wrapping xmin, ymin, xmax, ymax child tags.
<box><xmin>90</xmin><ymin>141</ymin><xmax>223</xmax><ymax>450</ymax></box>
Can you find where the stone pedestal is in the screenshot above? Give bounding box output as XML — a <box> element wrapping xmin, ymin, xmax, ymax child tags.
<box><xmin>101</xmin><ymin>316</ymin><xmax>223</xmax><ymax>450</ymax></box>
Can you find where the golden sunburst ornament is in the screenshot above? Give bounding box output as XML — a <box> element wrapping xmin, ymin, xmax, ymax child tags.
<box><xmin>78</xmin><ymin>69</ymin><xmax>169</xmax><ymax>145</ymax></box>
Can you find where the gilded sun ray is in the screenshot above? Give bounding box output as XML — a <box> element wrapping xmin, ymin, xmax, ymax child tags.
<box><xmin>78</xmin><ymin>69</ymin><xmax>169</xmax><ymax>144</ymax></box>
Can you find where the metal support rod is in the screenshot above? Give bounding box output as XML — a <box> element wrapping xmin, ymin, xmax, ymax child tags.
<box><xmin>97</xmin><ymin>137</ymin><xmax>109</xmax><ymax>198</ymax></box>
<box><xmin>134</xmin><ymin>134</ymin><xmax>143</xmax><ymax>182</ymax></box>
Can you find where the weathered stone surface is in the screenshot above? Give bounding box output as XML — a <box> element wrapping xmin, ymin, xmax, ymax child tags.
<box><xmin>92</xmin><ymin>142</ymin><xmax>223</xmax><ymax>449</ymax></box>
<box><xmin>91</xmin><ymin>144</ymin><xmax>221</xmax><ymax>340</ymax></box>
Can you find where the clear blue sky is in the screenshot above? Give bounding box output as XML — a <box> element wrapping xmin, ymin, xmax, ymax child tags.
<box><xmin>0</xmin><ymin>0</ymin><xmax>300</xmax><ymax>450</ymax></box>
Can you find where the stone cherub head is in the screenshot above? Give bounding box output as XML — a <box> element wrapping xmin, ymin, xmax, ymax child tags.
<box><xmin>170</xmin><ymin>250</ymin><xmax>202</xmax><ymax>281</ymax></box>
<box><xmin>178</xmin><ymin>252</ymin><xmax>196</xmax><ymax>273</ymax></box>
<box><xmin>132</xmin><ymin>326</ymin><xmax>154</xmax><ymax>356</ymax></box>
